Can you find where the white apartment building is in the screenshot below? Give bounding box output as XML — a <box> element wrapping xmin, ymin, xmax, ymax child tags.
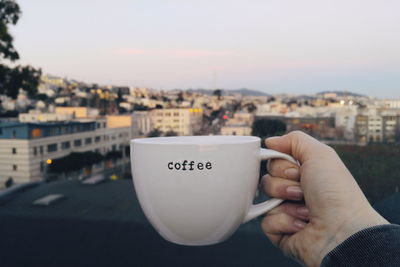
<box><xmin>132</xmin><ymin>108</ymin><xmax>203</xmax><ymax>136</ymax></box>
<box><xmin>0</xmin><ymin>116</ymin><xmax>132</xmax><ymax>185</ymax></box>
<box><xmin>335</xmin><ymin>105</ymin><xmax>358</xmax><ymax>141</ymax></box>
<box><xmin>220</xmin><ymin>125</ymin><xmax>252</xmax><ymax>136</ymax></box>
<box><xmin>132</xmin><ymin>111</ymin><xmax>152</xmax><ymax>137</ymax></box>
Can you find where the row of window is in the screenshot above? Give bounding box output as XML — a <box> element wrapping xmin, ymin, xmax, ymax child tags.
<box><xmin>31</xmin><ymin>136</ymin><xmax>103</xmax><ymax>155</ymax></box>
<box><xmin>156</xmin><ymin>112</ymin><xmax>181</xmax><ymax>117</ymax></box>
<box><xmin>9</xmin><ymin>132</ymin><xmax>128</xmax><ymax>156</ymax></box>
<box><xmin>96</xmin><ymin>122</ymin><xmax>107</xmax><ymax>129</ymax></box>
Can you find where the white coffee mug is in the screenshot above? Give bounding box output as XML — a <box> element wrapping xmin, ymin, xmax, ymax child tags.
<box><xmin>131</xmin><ymin>136</ymin><xmax>297</xmax><ymax>246</ymax></box>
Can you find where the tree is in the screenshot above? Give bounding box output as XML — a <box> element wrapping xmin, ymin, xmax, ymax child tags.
<box><xmin>164</xmin><ymin>130</ymin><xmax>178</xmax><ymax>136</ymax></box>
<box><xmin>147</xmin><ymin>128</ymin><xmax>162</xmax><ymax>137</ymax></box>
<box><xmin>0</xmin><ymin>0</ymin><xmax>41</xmax><ymax>99</ymax></box>
<box><xmin>213</xmin><ymin>89</ymin><xmax>222</xmax><ymax>100</ymax></box>
<box><xmin>251</xmin><ymin>119</ymin><xmax>286</xmax><ymax>139</ymax></box>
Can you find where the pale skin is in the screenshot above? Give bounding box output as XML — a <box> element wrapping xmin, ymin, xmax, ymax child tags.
<box><xmin>261</xmin><ymin>131</ymin><xmax>389</xmax><ymax>267</ymax></box>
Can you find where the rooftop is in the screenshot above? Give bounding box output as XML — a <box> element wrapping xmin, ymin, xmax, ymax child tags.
<box><xmin>0</xmin><ymin>179</ymin><xmax>298</xmax><ymax>267</ymax></box>
<box><xmin>0</xmin><ymin>178</ymin><xmax>398</xmax><ymax>267</ymax></box>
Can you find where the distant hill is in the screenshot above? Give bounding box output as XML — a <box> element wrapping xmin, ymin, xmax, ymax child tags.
<box><xmin>316</xmin><ymin>90</ymin><xmax>366</xmax><ymax>97</ymax></box>
<box><xmin>187</xmin><ymin>88</ymin><xmax>270</xmax><ymax>96</ymax></box>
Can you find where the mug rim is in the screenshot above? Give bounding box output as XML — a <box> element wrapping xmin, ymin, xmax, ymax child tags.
<box><xmin>131</xmin><ymin>135</ymin><xmax>260</xmax><ymax>145</ymax></box>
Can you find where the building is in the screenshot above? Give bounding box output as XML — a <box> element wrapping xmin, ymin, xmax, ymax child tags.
<box><xmin>132</xmin><ymin>108</ymin><xmax>203</xmax><ymax>136</ymax></box>
<box><xmin>19</xmin><ymin>110</ymin><xmax>73</xmax><ymax>122</ymax></box>
<box><xmin>132</xmin><ymin>111</ymin><xmax>152</xmax><ymax>137</ymax></box>
<box><xmin>334</xmin><ymin>105</ymin><xmax>358</xmax><ymax>141</ymax></box>
<box><xmin>225</xmin><ymin>112</ymin><xmax>254</xmax><ymax>126</ymax></box>
<box><xmin>220</xmin><ymin>112</ymin><xmax>254</xmax><ymax>136</ymax></box>
<box><xmin>355</xmin><ymin>108</ymin><xmax>400</xmax><ymax>143</ymax></box>
<box><xmin>55</xmin><ymin>107</ymin><xmax>99</xmax><ymax>118</ymax></box>
<box><xmin>220</xmin><ymin>125</ymin><xmax>252</xmax><ymax>136</ymax></box>
<box><xmin>0</xmin><ymin>118</ymin><xmax>131</xmax><ymax>185</ymax></box>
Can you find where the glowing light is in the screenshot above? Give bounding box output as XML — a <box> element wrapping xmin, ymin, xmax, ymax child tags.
<box><xmin>46</xmin><ymin>159</ymin><xmax>53</xmax><ymax>165</ymax></box>
<box><xmin>189</xmin><ymin>108</ymin><xmax>194</xmax><ymax>113</ymax></box>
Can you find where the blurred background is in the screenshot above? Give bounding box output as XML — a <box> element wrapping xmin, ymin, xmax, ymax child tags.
<box><xmin>0</xmin><ymin>0</ymin><xmax>400</xmax><ymax>266</ymax></box>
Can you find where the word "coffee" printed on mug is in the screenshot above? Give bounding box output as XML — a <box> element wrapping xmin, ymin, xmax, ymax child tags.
<box><xmin>167</xmin><ymin>160</ymin><xmax>212</xmax><ymax>171</ymax></box>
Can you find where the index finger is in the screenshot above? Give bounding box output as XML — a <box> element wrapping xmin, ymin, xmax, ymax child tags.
<box><xmin>265</xmin><ymin>131</ymin><xmax>335</xmax><ymax>164</ymax></box>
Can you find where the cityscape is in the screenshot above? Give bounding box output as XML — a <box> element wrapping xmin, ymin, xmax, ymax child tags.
<box><xmin>1</xmin><ymin>74</ymin><xmax>400</xmax><ymax>187</ymax></box>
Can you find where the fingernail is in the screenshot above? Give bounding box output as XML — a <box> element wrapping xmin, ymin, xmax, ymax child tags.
<box><xmin>284</xmin><ymin>168</ymin><xmax>299</xmax><ymax>179</ymax></box>
<box><xmin>286</xmin><ymin>186</ymin><xmax>303</xmax><ymax>199</ymax></box>
<box><xmin>296</xmin><ymin>206</ymin><xmax>309</xmax><ymax>216</ymax></box>
<box><xmin>294</xmin><ymin>219</ymin><xmax>307</xmax><ymax>229</ymax></box>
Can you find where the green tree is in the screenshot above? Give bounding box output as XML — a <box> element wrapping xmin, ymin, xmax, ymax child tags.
<box><xmin>147</xmin><ymin>128</ymin><xmax>162</xmax><ymax>137</ymax></box>
<box><xmin>213</xmin><ymin>89</ymin><xmax>222</xmax><ymax>100</ymax></box>
<box><xmin>251</xmin><ymin>119</ymin><xmax>286</xmax><ymax>139</ymax></box>
<box><xmin>0</xmin><ymin>0</ymin><xmax>41</xmax><ymax>99</ymax></box>
<box><xmin>164</xmin><ymin>130</ymin><xmax>178</xmax><ymax>136</ymax></box>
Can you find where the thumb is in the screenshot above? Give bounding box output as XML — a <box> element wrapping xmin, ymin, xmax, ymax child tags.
<box><xmin>265</xmin><ymin>131</ymin><xmax>335</xmax><ymax>164</ymax></box>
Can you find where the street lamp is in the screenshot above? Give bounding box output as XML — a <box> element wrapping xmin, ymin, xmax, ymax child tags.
<box><xmin>44</xmin><ymin>158</ymin><xmax>52</xmax><ymax>181</ymax></box>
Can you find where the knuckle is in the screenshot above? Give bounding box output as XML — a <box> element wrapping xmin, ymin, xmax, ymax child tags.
<box><xmin>288</xmin><ymin>130</ymin><xmax>305</xmax><ymax>139</ymax></box>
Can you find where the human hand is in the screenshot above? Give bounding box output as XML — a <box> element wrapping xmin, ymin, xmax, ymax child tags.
<box><xmin>261</xmin><ymin>131</ymin><xmax>388</xmax><ymax>267</ymax></box>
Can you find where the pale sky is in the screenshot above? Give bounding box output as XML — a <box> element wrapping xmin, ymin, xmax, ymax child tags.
<box><xmin>11</xmin><ymin>0</ymin><xmax>400</xmax><ymax>97</ymax></box>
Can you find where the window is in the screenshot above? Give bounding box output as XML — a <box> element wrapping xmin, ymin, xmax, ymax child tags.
<box><xmin>173</xmin><ymin>112</ymin><xmax>179</xmax><ymax>116</ymax></box>
<box><xmin>40</xmin><ymin>161</ymin><xmax>44</xmax><ymax>172</ymax></box>
<box><xmin>12</xmin><ymin>164</ymin><xmax>17</xmax><ymax>171</ymax></box>
<box><xmin>47</xmin><ymin>144</ymin><xmax>58</xmax><ymax>153</ymax></box>
<box><xmin>12</xmin><ymin>130</ymin><xmax>16</xmax><ymax>138</ymax></box>
<box><xmin>85</xmin><ymin>137</ymin><xmax>92</xmax><ymax>145</ymax></box>
<box><xmin>33</xmin><ymin>147</ymin><xmax>37</xmax><ymax>156</ymax></box>
<box><xmin>74</xmin><ymin>139</ymin><xmax>82</xmax><ymax>147</ymax></box>
<box><xmin>97</xmin><ymin>123</ymin><xmax>101</xmax><ymax>129</ymax></box>
<box><xmin>61</xmin><ymin>141</ymin><xmax>70</xmax><ymax>150</ymax></box>
<box><xmin>40</xmin><ymin>146</ymin><xmax>43</xmax><ymax>155</ymax></box>
<box><xmin>112</xmin><ymin>144</ymin><xmax>117</xmax><ymax>151</ymax></box>
<box><xmin>103</xmin><ymin>122</ymin><xmax>106</xmax><ymax>128</ymax></box>
<box><xmin>31</xmin><ymin>129</ymin><xmax>42</xmax><ymax>138</ymax></box>
<box><xmin>12</xmin><ymin>148</ymin><xmax>17</xmax><ymax>154</ymax></box>
<box><xmin>95</xmin><ymin>136</ymin><xmax>101</xmax><ymax>143</ymax></box>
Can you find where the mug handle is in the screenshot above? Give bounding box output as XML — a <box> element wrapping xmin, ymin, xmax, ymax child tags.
<box><xmin>242</xmin><ymin>148</ymin><xmax>299</xmax><ymax>223</ymax></box>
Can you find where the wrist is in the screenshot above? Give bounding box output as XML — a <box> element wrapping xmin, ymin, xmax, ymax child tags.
<box><xmin>314</xmin><ymin>207</ymin><xmax>389</xmax><ymax>266</ymax></box>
